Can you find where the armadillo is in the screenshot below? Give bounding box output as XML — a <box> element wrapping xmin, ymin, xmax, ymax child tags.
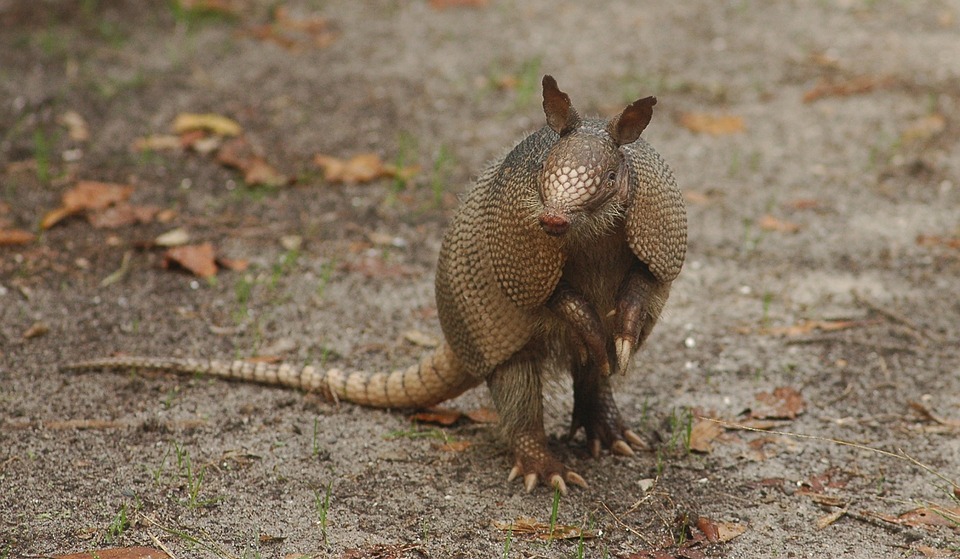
<box><xmin>63</xmin><ymin>75</ymin><xmax>687</xmax><ymax>495</ymax></box>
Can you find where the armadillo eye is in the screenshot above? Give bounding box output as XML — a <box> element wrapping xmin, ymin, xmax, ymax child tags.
<box><xmin>607</xmin><ymin>170</ymin><xmax>617</xmax><ymax>182</ymax></box>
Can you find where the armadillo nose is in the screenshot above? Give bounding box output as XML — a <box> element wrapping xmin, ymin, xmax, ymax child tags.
<box><xmin>538</xmin><ymin>211</ymin><xmax>570</xmax><ymax>236</ymax></box>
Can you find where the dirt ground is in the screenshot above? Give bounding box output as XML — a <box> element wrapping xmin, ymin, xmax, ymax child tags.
<box><xmin>2</xmin><ymin>1</ymin><xmax>959</xmax><ymax>558</ymax></box>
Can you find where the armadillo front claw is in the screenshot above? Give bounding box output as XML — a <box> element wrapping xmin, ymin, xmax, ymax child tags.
<box><xmin>623</xmin><ymin>429</ymin><xmax>646</xmax><ymax>448</ymax></box>
<box><xmin>615</xmin><ymin>336</ymin><xmax>633</xmax><ymax>376</ymax></box>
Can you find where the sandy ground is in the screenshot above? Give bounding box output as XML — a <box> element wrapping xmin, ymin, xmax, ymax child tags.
<box><xmin>2</xmin><ymin>1</ymin><xmax>959</xmax><ymax>557</ymax></box>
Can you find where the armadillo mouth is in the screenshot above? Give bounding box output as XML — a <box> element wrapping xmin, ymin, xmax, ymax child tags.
<box><xmin>538</xmin><ymin>210</ymin><xmax>570</xmax><ymax>236</ymax></box>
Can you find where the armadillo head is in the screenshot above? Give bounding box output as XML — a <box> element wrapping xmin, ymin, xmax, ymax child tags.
<box><xmin>538</xmin><ymin>132</ymin><xmax>623</xmax><ymax>236</ymax></box>
<box><xmin>537</xmin><ymin>75</ymin><xmax>656</xmax><ymax>239</ymax></box>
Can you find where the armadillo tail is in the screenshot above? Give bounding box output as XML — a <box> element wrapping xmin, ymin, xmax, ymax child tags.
<box><xmin>61</xmin><ymin>343</ymin><xmax>476</xmax><ymax>409</ymax></box>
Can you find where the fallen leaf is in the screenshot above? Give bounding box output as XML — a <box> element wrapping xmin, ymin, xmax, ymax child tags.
<box><xmin>786</xmin><ymin>198</ymin><xmax>822</xmax><ymax>211</ymax></box>
<box><xmin>465</xmin><ymin>407</ymin><xmax>499</xmax><ymax>424</ymax></box>
<box><xmin>696</xmin><ymin>517</ymin><xmax>720</xmax><ymax>543</ymax></box>
<box><xmin>765</xmin><ymin>319</ymin><xmax>866</xmax><ymax>337</ymax></box>
<box><xmin>402</xmin><ymin>329</ymin><xmax>439</xmax><ymax>348</ymax></box>
<box><xmin>58</xmin><ymin>110</ymin><xmax>89</xmax><ymax>142</ymax></box>
<box><xmin>435</xmin><ymin>440</ymin><xmax>472</xmax><ymax>452</ymax></box>
<box><xmin>711</xmin><ymin>520</ymin><xmax>746</xmax><ymax>543</ymax></box>
<box><xmin>750</xmin><ymin>387</ymin><xmax>805</xmax><ymax>420</ymax></box>
<box><xmin>173</xmin><ymin>113</ymin><xmax>242</xmax><ymax>137</ymax></box>
<box><xmin>493</xmin><ymin>517</ymin><xmax>597</xmax><ymax>540</ymax></box>
<box><xmin>217</xmin><ymin>256</ymin><xmax>249</xmax><ymax>271</ymax></box>
<box><xmin>243</xmin><ymin>157</ymin><xmax>290</xmax><ymax>187</ymax></box>
<box><xmin>430</xmin><ymin>0</ymin><xmax>488</xmax><ymax>9</ymax></box>
<box><xmin>162</xmin><ymin>242</ymin><xmax>218</xmax><ymax>278</ymax></box>
<box><xmin>816</xmin><ymin>508</ymin><xmax>847</xmax><ymax>530</ymax></box>
<box><xmin>688</xmin><ymin>418</ymin><xmax>723</xmax><ymax>453</ymax></box>
<box><xmin>679</xmin><ymin>112</ymin><xmax>745</xmax><ymax>135</ymax></box>
<box><xmin>897</xmin><ymin>505</ymin><xmax>960</xmax><ymax>529</ymax></box>
<box><xmin>42</xmin><ymin>181</ymin><xmax>135</xmax><ymax>229</ymax></box>
<box><xmin>52</xmin><ymin>547</ymin><xmax>170</xmax><ymax>559</ymax></box>
<box><xmin>0</xmin><ymin>228</ymin><xmax>35</xmax><ymax>246</ymax></box>
<box><xmin>132</xmin><ymin>134</ymin><xmax>182</xmax><ymax>152</ymax></box>
<box><xmin>241</xmin><ymin>8</ymin><xmax>339</xmax><ymax>51</ymax></box>
<box><xmin>758</xmin><ymin>214</ymin><xmax>802</xmax><ymax>233</ymax></box>
<box><xmin>22</xmin><ymin>322</ymin><xmax>49</xmax><ymax>339</ymax></box>
<box><xmin>917</xmin><ymin>234</ymin><xmax>960</xmax><ymax>250</ymax></box>
<box><xmin>87</xmin><ymin>204</ymin><xmax>159</xmax><ymax>229</ymax></box>
<box><xmin>916</xmin><ymin>544</ymin><xmax>957</xmax><ymax>557</ymax></box>
<box><xmin>901</xmin><ymin>114</ymin><xmax>946</xmax><ymax>144</ymax></box>
<box><xmin>683</xmin><ymin>191</ymin><xmax>712</xmax><ymax>205</ymax></box>
<box><xmin>314</xmin><ymin>153</ymin><xmax>387</xmax><ymax>184</ymax></box>
<box><xmin>64</xmin><ymin>181</ymin><xmax>134</xmax><ymax>211</ymax></box>
<box><xmin>410</xmin><ymin>407</ymin><xmax>462</xmax><ymax>426</ymax></box>
<box><xmin>802</xmin><ymin>75</ymin><xmax>892</xmax><ymax>103</ymax></box>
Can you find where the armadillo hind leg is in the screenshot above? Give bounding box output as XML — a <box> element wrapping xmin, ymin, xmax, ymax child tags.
<box><xmin>486</xmin><ymin>357</ymin><xmax>588</xmax><ymax>495</ymax></box>
<box><xmin>547</xmin><ymin>280</ymin><xmax>611</xmax><ymax>376</ymax></box>
<box><xmin>569</xmin><ymin>358</ymin><xmax>646</xmax><ymax>460</ymax></box>
<box><xmin>612</xmin><ymin>262</ymin><xmax>670</xmax><ymax>376</ymax></box>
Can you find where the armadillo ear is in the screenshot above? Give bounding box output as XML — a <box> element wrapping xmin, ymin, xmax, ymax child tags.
<box><xmin>542</xmin><ymin>75</ymin><xmax>581</xmax><ymax>135</ymax></box>
<box><xmin>609</xmin><ymin>96</ymin><xmax>656</xmax><ymax>146</ymax></box>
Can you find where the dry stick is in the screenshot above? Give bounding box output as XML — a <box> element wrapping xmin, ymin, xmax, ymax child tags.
<box><xmin>852</xmin><ymin>290</ymin><xmax>943</xmax><ymax>344</ymax></box>
<box><xmin>701</xmin><ymin>417</ymin><xmax>960</xmax><ymax>492</ymax></box>
<box><xmin>599</xmin><ymin>501</ymin><xmax>655</xmax><ymax>547</ymax></box>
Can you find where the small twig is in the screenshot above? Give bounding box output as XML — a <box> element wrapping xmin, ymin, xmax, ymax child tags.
<box><xmin>100</xmin><ymin>249</ymin><xmax>133</xmax><ymax>287</ymax></box>
<box><xmin>599</xmin><ymin>501</ymin><xmax>655</xmax><ymax>547</ymax></box>
<box><xmin>853</xmin><ymin>290</ymin><xmax>942</xmax><ymax>344</ymax></box>
<box><xmin>700</xmin><ymin>417</ymin><xmax>959</xmax><ymax>492</ymax></box>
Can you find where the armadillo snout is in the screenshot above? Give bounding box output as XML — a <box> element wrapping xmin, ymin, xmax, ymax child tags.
<box><xmin>539</xmin><ymin>210</ymin><xmax>570</xmax><ymax>236</ymax></box>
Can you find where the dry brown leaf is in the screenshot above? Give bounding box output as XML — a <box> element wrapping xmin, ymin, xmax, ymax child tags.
<box><xmin>42</xmin><ymin>181</ymin><xmax>135</xmax><ymax>229</ymax></box>
<box><xmin>162</xmin><ymin>242</ymin><xmax>218</xmax><ymax>278</ymax></box>
<box><xmin>902</xmin><ymin>114</ymin><xmax>946</xmax><ymax>144</ymax></box>
<box><xmin>154</xmin><ymin>228</ymin><xmax>191</xmax><ymax>247</ymax></box>
<box><xmin>816</xmin><ymin>508</ymin><xmax>847</xmax><ymax>530</ymax></box>
<box><xmin>53</xmin><ymin>547</ymin><xmax>170</xmax><ymax>559</ymax></box>
<box><xmin>217</xmin><ymin>256</ymin><xmax>249</xmax><ymax>272</ymax></box>
<box><xmin>917</xmin><ymin>544</ymin><xmax>957</xmax><ymax>557</ymax></box>
<box><xmin>0</xmin><ymin>228</ymin><xmax>35</xmax><ymax>246</ymax></box>
<box><xmin>712</xmin><ymin>520</ymin><xmax>747</xmax><ymax>542</ymax></box>
<box><xmin>430</xmin><ymin>0</ymin><xmax>489</xmax><ymax>9</ymax></box>
<box><xmin>917</xmin><ymin>234</ymin><xmax>960</xmax><ymax>250</ymax></box>
<box><xmin>22</xmin><ymin>321</ymin><xmax>49</xmax><ymax>339</ymax></box>
<box><xmin>173</xmin><ymin>113</ymin><xmax>242</xmax><ymax>137</ymax></box>
<box><xmin>243</xmin><ymin>157</ymin><xmax>290</xmax><ymax>187</ymax></box>
<box><xmin>696</xmin><ymin>516</ymin><xmax>720</xmax><ymax>543</ymax></box>
<box><xmin>758</xmin><ymin>214</ymin><xmax>802</xmax><ymax>233</ymax></box>
<box><xmin>436</xmin><ymin>440</ymin><xmax>472</xmax><ymax>452</ymax></box>
<box><xmin>688</xmin><ymin>418</ymin><xmax>723</xmax><ymax>453</ymax></box>
<box><xmin>58</xmin><ymin>110</ymin><xmax>89</xmax><ymax>142</ymax></box>
<box><xmin>465</xmin><ymin>407</ymin><xmax>499</xmax><ymax>424</ymax></box>
<box><xmin>87</xmin><ymin>204</ymin><xmax>159</xmax><ymax>229</ymax></box>
<box><xmin>802</xmin><ymin>75</ymin><xmax>892</xmax><ymax>103</ymax></box>
<box><xmin>493</xmin><ymin>517</ymin><xmax>597</xmax><ymax>540</ymax></box>
<box><xmin>684</xmin><ymin>191</ymin><xmax>712</xmax><ymax>205</ymax></box>
<box><xmin>679</xmin><ymin>112</ymin><xmax>745</xmax><ymax>135</ymax></box>
<box><xmin>314</xmin><ymin>153</ymin><xmax>387</xmax><ymax>184</ymax></box>
<box><xmin>750</xmin><ymin>387</ymin><xmax>805</xmax><ymax>420</ymax></box>
<box><xmin>786</xmin><ymin>198</ymin><xmax>822</xmax><ymax>211</ymax></box>
<box><xmin>132</xmin><ymin>134</ymin><xmax>182</xmax><ymax>152</ymax></box>
<box><xmin>765</xmin><ymin>319</ymin><xmax>865</xmax><ymax>337</ymax></box>
<box><xmin>897</xmin><ymin>505</ymin><xmax>960</xmax><ymax>529</ymax></box>
<box><xmin>410</xmin><ymin>407</ymin><xmax>462</xmax><ymax>426</ymax></box>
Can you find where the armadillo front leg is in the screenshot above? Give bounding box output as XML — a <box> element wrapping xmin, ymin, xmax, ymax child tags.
<box><xmin>548</xmin><ymin>280</ymin><xmax>611</xmax><ymax>376</ymax></box>
<box><xmin>487</xmin><ymin>357</ymin><xmax>587</xmax><ymax>495</ymax></box>
<box><xmin>613</xmin><ymin>262</ymin><xmax>669</xmax><ymax>376</ymax></box>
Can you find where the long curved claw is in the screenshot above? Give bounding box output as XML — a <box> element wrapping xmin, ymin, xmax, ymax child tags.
<box><xmin>615</xmin><ymin>336</ymin><xmax>633</xmax><ymax>376</ymax></box>
<box><xmin>611</xmin><ymin>440</ymin><xmax>635</xmax><ymax>456</ymax></box>
<box><xmin>524</xmin><ymin>473</ymin><xmax>538</xmax><ymax>493</ymax></box>
<box><xmin>550</xmin><ymin>474</ymin><xmax>569</xmax><ymax>496</ymax></box>
<box><xmin>508</xmin><ymin>464</ymin><xmax>522</xmax><ymax>483</ymax></box>
<box><xmin>566</xmin><ymin>471</ymin><xmax>588</xmax><ymax>488</ymax></box>
<box><xmin>624</xmin><ymin>429</ymin><xmax>646</xmax><ymax>448</ymax></box>
<box><xmin>589</xmin><ymin>438</ymin><xmax>602</xmax><ymax>459</ymax></box>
